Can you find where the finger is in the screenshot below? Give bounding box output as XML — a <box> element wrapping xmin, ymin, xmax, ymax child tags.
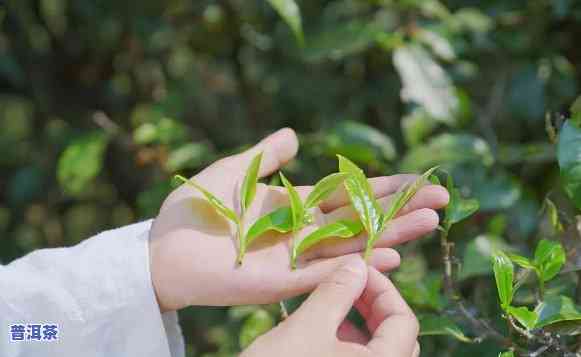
<box><xmin>306</xmin><ymin>208</ymin><xmax>439</xmax><ymax>259</ymax></box>
<box><xmin>412</xmin><ymin>341</ymin><xmax>420</xmax><ymax>357</ymax></box>
<box><xmin>337</xmin><ymin>320</ymin><xmax>370</xmax><ymax>344</ymax></box>
<box><xmin>325</xmin><ymin>184</ymin><xmax>449</xmax><ymax>222</ymax></box>
<box><xmin>319</xmin><ymin>175</ymin><xmax>419</xmax><ymax>212</ymax></box>
<box><xmin>364</xmin><ymin>268</ymin><xmax>419</xmax><ymax>356</ymax></box>
<box><xmin>215</xmin><ymin>128</ymin><xmax>299</xmax><ymax>177</ymax></box>
<box><xmin>290</xmin><ymin>257</ymin><xmax>367</xmax><ymax>331</ymax></box>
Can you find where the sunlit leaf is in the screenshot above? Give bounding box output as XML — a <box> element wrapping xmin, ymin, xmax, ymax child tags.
<box><xmin>419</xmin><ymin>314</ymin><xmax>474</xmax><ymax>343</ymax></box>
<box><xmin>534</xmin><ymin>239</ymin><xmax>566</xmax><ymax>282</ymax></box>
<box><xmin>174</xmin><ymin>175</ymin><xmax>239</xmax><ymax>224</ymax></box>
<box><xmin>507</xmin><ymin>305</ymin><xmax>538</xmax><ymax>330</ymax></box>
<box><xmin>338</xmin><ymin>155</ymin><xmax>382</xmax><ymax>258</ymax></box>
<box><xmin>498</xmin><ymin>351</ymin><xmax>514</xmax><ymax>357</ymax></box>
<box><xmin>267</xmin><ymin>0</ymin><xmax>304</xmax><ymax>47</ymax></box>
<box><xmin>557</xmin><ymin>120</ymin><xmax>581</xmax><ymax>210</ymax></box>
<box><xmin>383</xmin><ymin>167</ymin><xmax>439</xmax><ymax>230</ymax></box>
<box><xmin>492</xmin><ymin>250</ymin><xmax>514</xmax><ymax>310</ymax></box>
<box><xmin>304</xmin><ymin>172</ymin><xmax>348</xmax><ymax>209</ymax></box>
<box><xmin>245</xmin><ymin>206</ymin><xmax>293</xmax><ymax>247</ymax></box>
<box><xmin>393</xmin><ymin>45</ymin><xmax>459</xmax><ymax>124</ymax></box>
<box><xmin>544</xmin><ymin>198</ymin><xmax>564</xmax><ymax>233</ymax></box>
<box><xmin>58</xmin><ymin>131</ymin><xmax>109</xmax><ymax>196</ymax></box>
<box><xmin>279</xmin><ymin>172</ymin><xmax>304</xmax><ymax>231</ymax></box>
<box><xmin>292</xmin><ymin>219</ymin><xmax>363</xmax><ymax>268</ymax></box>
<box><xmin>507</xmin><ymin>253</ymin><xmax>535</xmax><ymax>270</ymax></box>
<box><xmin>240</xmin><ymin>152</ymin><xmax>263</xmax><ymax>214</ymax></box>
<box><xmin>239</xmin><ymin>309</ymin><xmax>275</xmax><ymax>349</ymax></box>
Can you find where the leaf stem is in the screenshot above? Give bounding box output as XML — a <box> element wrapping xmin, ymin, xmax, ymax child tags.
<box><xmin>363</xmin><ymin>233</ymin><xmax>375</xmax><ymax>262</ymax></box>
<box><xmin>237</xmin><ymin>219</ymin><xmax>245</xmax><ymax>265</ymax></box>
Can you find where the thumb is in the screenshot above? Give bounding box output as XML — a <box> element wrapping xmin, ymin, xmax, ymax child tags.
<box><xmin>291</xmin><ymin>258</ymin><xmax>368</xmax><ymax>331</ymax></box>
<box><xmin>213</xmin><ymin>128</ymin><xmax>299</xmax><ymax>178</ymax></box>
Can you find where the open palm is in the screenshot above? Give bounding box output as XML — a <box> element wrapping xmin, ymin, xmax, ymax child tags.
<box><xmin>149</xmin><ymin>128</ymin><xmax>448</xmax><ymax>311</ymax></box>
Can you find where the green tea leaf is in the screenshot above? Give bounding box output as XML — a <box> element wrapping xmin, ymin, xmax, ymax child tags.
<box><xmin>293</xmin><ymin>219</ymin><xmax>363</xmax><ymax>266</ymax></box>
<box><xmin>535</xmin><ymin>295</ymin><xmax>581</xmax><ymax>329</ymax></box>
<box><xmin>499</xmin><ymin>352</ymin><xmax>514</xmax><ymax>357</ymax></box>
<box><xmin>240</xmin><ymin>152</ymin><xmax>263</xmax><ymax>215</ymax></box>
<box><xmin>571</xmin><ymin>95</ymin><xmax>581</xmax><ymax>126</ymax></box>
<box><xmin>557</xmin><ymin>120</ymin><xmax>581</xmax><ymax>210</ymax></box>
<box><xmin>492</xmin><ymin>250</ymin><xmax>514</xmax><ymax>310</ymax></box>
<box><xmin>304</xmin><ymin>172</ymin><xmax>349</xmax><ymax>209</ymax></box>
<box><xmin>267</xmin><ymin>0</ymin><xmax>304</xmax><ymax>47</ymax></box>
<box><xmin>507</xmin><ymin>306</ymin><xmax>538</xmax><ymax>330</ymax></box>
<box><xmin>444</xmin><ymin>174</ymin><xmax>479</xmax><ymax>227</ymax></box>
<box><xmin>279</xmin><ymin>172</ymin><xmax>304</xmax><ymax>231</ymax></box>
<box><xmin>383</xmin><ymin>166</ymin><xmax>439</xmax><ymax>228</ymax></box>
<box><xmin>57</xmin><ymin>131</ymin><xmax>109</xmax><ymax>195</ymax></box>
<box><xmin>544</xmin><ymin>198</ymin><xmax>564</xmax><ymax>233</ymax></box>
<box><xmin>337</xmin><ymin>155</ymin><xmax>382</xmax><ymax>235</ymax></box>
<box><xmin>245</xmin><ymin>206</ymin><xmax>293</xmax><ymax>247</ymax></box>
<box><xmin>534</xmin><ymin>239</ymin><xmax>566</xmax><ymax>282</ymax></box>
<box><xmin>239</xmin><ymin>309</ymin><xmax>275</xmax><ymax>349</ymax></box>
<box><xmin>419</xmin><ymin>314</ymin><xmax>474</xmax><ymax>343</ymax></box>
<box><xmin>174</xmin><ymin>175</ymin><xmax>239</xmax><ymax>224</ymax></box>
<box><xmin>507</xmin><ymin>253</ymin><xmax>535</xmax><ymax>270</ymax></box>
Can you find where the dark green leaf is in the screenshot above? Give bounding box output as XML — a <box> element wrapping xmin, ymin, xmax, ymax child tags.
<box><xmin>534</xmin><ymin>239</ymin><xmax>566</xmax><ymax>282</ymax></box>
<box><xmin>57</xmin><ymin>131</ymin><xmax>109</xmax><ymax>196</ymax></box>
<box><xmin>535</xmin><ymin>295</ymin><xmax>581</xmax><ymax>329</ymax></box>
<box><xmin>240</xmin><ymin>152</ymin><xmax>263</xmax><ymax>215</ymax></box>
<box><xmin>245</xmin><ymin>206</ymin><xmax>293</xmax><ymax>247</ymax></box>
<box><xmin>444</xmin><ymin>174</ymin><xmax>479</xmax><ymax>226</ymax></box>
<box><xmin>492</xmin><ymin>250</ymin><xmax>514</xmax><ymax>310</ymax></box>
<box><xmin>304</xmin><ymin>172</ymin><xmax>348</xmax><ymax>209</ymax></box>
<box><xmin>279</xmin><ymin>172</ymin><xmax>304</xmax><ymax>231</ymax></box>
<box><xmin>239</xmin><ymin>309</ymin><xmax>275</xmax><ymax>349</ymax></box>
<box><xmin>419</xmin><ymin>314</ymin><xmax>474</xmax><ymax>343</ymax></box>
<box><xmin>557</xmin><ymin>120</ymin><xmax>581</xmax><ymax>210</ymax></box>
<box><xmin>174</xmin><ymin>175</ymin><xmax>239</xmax><ymax>224</ymax></box>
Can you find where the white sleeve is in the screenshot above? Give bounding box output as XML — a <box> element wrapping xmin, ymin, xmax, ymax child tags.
<box><xmin>0</xmin><ymin>220</ymin><xmax>185</xmax><ymax>357</ymax></box>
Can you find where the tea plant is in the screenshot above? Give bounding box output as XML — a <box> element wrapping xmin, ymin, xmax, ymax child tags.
<box><xmin>338</xmin><ymin>155</ymin><xmax>438</xmax><ymax>261</ymax></box>
<box><xmin>419</xmin><ymin>113</ymin><xmax>581</xmax><ymax>357</ymax></box>
<box><xmin>174</xmin><ymin>152</ymin><xmax>263</xmax><ymax>264</ymax></box>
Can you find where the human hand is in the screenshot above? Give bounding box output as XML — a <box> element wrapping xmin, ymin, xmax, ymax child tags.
<box><xmin>149</xmin><ymin>128</ymin><xmax>448</xmax><ymax>311</ymax></box>
<box><xmin>241</xmin><ymin>259</ymin><xmax>420</xmax><ymax>357</ymax></box>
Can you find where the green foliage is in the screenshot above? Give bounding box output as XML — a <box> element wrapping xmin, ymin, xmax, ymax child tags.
<box><xmin>303</xmin><ymin>173</ymin><xmax>348</xmax><ymax>209</ymax></box>
<box><xmin>244</xmin><ymin>207</ymin><xmax>293</xmax><ymax>247</ymax></box>
<box><xmin>444</xmin><ymin>174</ymin><xmax>479</xmax><ymax>228</ymax></box>
<box><xmin>557</xmin><ymin>120</ymin><xmax>581</xmax><ymax>210</ymax></box>
<box><xmin>238</xmin><ymin>309</ymin><xmax>274</xmax><ymax>349</ymax></box>
<box><xmin>492</xmin><ymin>251</ymin><xmax>514</xmax><ymax>310</ymax></box>
<box><xmin>4</xmin><ymin>0</ymin><xmax>581</xmax><ymax>354</ymax></box>
<box><xmin>293</xmin><ymin>219</ymin><xmax>362</xmax><ymax>266</ymax></box>
<box><xmin>534</xmin><ymin>239</ymin><xmax>566</xmax><ymax>283</ymax></box>
<box><xmin>240</xmin><ymin>153</ymin><xmax>262</xmax><ymax>215</ymax></box>
<box><xmin>419</xmin><ymin>314</ymin><xmax>473</xmax><ymax>343</ymax></box>
<box><xmin>174</xmin><ymin>175</ymin><xmax>239</xmax><ymax>224</ymax></box>
<box><xmin>57</xmin><ymin>131</ymin><xmax>109</xmax><ymax>196</ymax></box>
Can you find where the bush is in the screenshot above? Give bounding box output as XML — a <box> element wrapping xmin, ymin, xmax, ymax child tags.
<box><xmin>2</xmin><ymin>0</ymin><xmax>581</xmax><ymax>355</ymax></box>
